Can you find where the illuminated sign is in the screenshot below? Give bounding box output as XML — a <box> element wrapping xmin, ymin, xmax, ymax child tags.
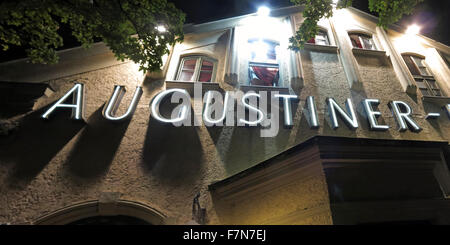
<box><xmin>41</xmin><ymin>83</ymin><xmax>449</xmax><ymax>137</ymax></box>
<box><xmin>203</xmin><ymin>91</ymin><xmax>230</xmax><ymax>125</ymax></box>
<box><xmin>362</xmin><ymin>99</ymin><xmax>389</xmax><ymax>131</ymax></box>
<box><xmin>389</xmin><ymin>101</ymin><xmax>422</xmax><ymax>132</ymax></box>
<box><xmin>41</xmin><ymin>83</ymin><xmax>85</xmax><ymax>120</ymax></box>
<box><xmin>150</xmin><ymin>88</ymin><xmax>190</xmax><ymax>123</ymax></box>
<box><xmin>326</xmin><ymin>98</ymin><xmax>359</xmax><ymax>130</ymax></box>
<box><xmin>103</xmin><ymin>85</ymin><xmax>143</xmax><ymax>122</ymax></box>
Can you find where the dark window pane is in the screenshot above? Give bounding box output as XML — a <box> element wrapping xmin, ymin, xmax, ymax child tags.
<box><xmin>316</xmin><ymin>30</ymin><xmax>329</xmax><ymax>45</ymax></box>
<box><xmin>308</xmin><ymin>30</ymin><xmax>329</xmax><ymax>45</ymax></box>
<box><xmin>201</xmin><ymin>60</ymin><xmax>214</xmax><ymax>71</ymax></box>
<box><xmin>179</xmin><ymin>70</ymin><xmax>194</xmax><ymax>81</ymax></box>
<box><xmin>198</xmin><ymin>71</ymin><xmax>212</xmax><ymax>82</ymax></box>
<box><xmin>418</xmin><ymin>67</ymin><xmax>430</xmax><ymax>76</ymax></box>
<box><xmin>433</xmin><ymin>89</ymin><xmax>441</xmax><ymax>96</ymax></box>
<box><xmin>415</xmin><ymin>79</ymin><xmax>427</xmax><ymax>88</ymax></box>
<box><xmin>361</xmin><ymin>36</ymin><xmax>375</xmax><ymax>50</ymax></box>
<box><xmin>349</xmin><ymin>33</ymin><xmax>374</xmax><ymax>49</ymax></box>
<box><xmin>403</xmin><ymin>55</ymin><xmax>421</xmax><ymax>75</ymax></box>
<box><xmin>349</xmin><ymin>34</ymin><xmax>363</xmax><ymax>48</ymax></box>
<box><xmin>412</xmin><ymin>56</ymin><xmax>424</xmax><ymax>66</ymax></box>
<box><xmin>182</xmin><ymin>59</ymin><xmax>197</xmax><ymax>70</ymax></box>
<box><xmin>420</xmin><ymin>88</ymin><xmax>430</xmax><ymax>96</ymax></box>
<box><xmin>178</xmin><ymin>57</ymin><xmax>216</xmax><ymax>82</ymax></box>
<box><xmin>427</xmin><ymin>80</ymin><xmax>438</xmax><ymax>89</ymax></box>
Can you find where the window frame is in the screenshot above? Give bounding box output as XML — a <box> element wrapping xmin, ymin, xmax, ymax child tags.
<box><xmin>307</xmin><ymin>28</ymin><xmax>330</xmax><ymax>46</ymax></box>
<box><xmin>247</xmin><ymin>38</ymin><xmax>281</xmax><ymax>87</ymax></box>
<box><xmin>348</xmin><ymin>32</ymin><xmax>377</xmax><ymax>50</ymax></box>
<box><xmin>175</xmin><ymin>55</ymin><xmax>218</xmax><ymax>83</ymax></box>
<box><xmin>402</xmin><ymin>54</ymin><xmax>443</xmax><ymax>97</ymax></box>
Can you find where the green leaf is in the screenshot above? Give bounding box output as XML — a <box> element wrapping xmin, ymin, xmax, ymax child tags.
<box><xmin>0</xmin><ymin>0</ymin><xmax>185</xmax><ymax>73</ymax></box>
<box><xmin>289</xmin><ymin>0</ymin><xmax>421</xmax><ymax>50</ymax></box>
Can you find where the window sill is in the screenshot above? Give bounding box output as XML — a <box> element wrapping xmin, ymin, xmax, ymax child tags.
<box><xmin>422</xmin><ymin>95</ymin><xmax>450</xmax><ymax>107</ymax></box>
<box><xmin>239</xmin><ymin>85</ymin><xmax>291</xmax><ymax>95</ymax></box>
<box><xmin>352</xmin><ymin>48</ymin><xmax>387</xmax><ymax>57</ymax></box>
<box><xmin>303</xmin><ymin>43</ymin><xmax>338</xmax><ymax>53</ymax></box>
<box><xmin>165</xmin><ymin>81</ymin><xmax>221</xmax><ymax>94</ymax></box>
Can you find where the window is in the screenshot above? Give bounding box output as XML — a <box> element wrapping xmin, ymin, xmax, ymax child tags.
<box><xmin>248</xmin><ymin>39</ymin><xmax>280</xmax><ymax>87</ymax></box>
<box><xmin>176</xmin><ymin>56</ymin><xmax>216</xmax><ymax>82</ymax></box>
<box><xmin>402</xmin><ymin>54</ymin><xmax>443</xmax><ymax>97</ymax></box>
<box><xmin>349</xmin><ymin>33</ymin><xmax>376</xmax><ymax>50</ymax></box>
<box><xmin>307</xmin><ymin>29</ymin><xmax>330</xmax><ymax>46</ymax></box>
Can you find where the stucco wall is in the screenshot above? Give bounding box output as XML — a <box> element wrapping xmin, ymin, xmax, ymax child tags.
<box><xmin>0</xmin><ymin>7</ymin><xmax>449</xmax><ymax>225</ymax></box>
<box><xmin>211</xmin><ymin>143</ymin><xmax>333</xmax><ymax>225</ymax></box>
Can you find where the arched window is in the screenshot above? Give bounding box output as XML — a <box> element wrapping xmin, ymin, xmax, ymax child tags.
<box><xmin>402</xmin><ymin>54</ymin><xmax>443</xmax><ymax>97</ymax></box>
<box><xmin>176</xmin><ymin>56</ymin><xmax>217</xmax><ymax>82</ymax></box>
<box><xmin>247</xmin><ymin>38</ymin><xmax>280</xmax><ymax>87</ymax></box>
<box><xmin>348</xmin><ymin>32</ymin><xmax>376</xmax><ymax>50</ymax></box>
<box><xmin>33</xmin><ymin>200</ymin><xmax>166</xmax><ymax>225</ymax></box>
<box><xmin>307</xmin><ymin>29</ymin><xmax>330</xmax><ymax>46</ymax></box>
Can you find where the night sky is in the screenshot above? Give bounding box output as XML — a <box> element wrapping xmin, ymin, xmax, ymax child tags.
<box><xmin>0</xmin><ymin>0</ymin><xmax>448</xmax><ymax>63</ymax></box>
<box><xmin>169</xmin><ymin>0</ymin><xmax>449</xmax><ymax>45</ymax></box>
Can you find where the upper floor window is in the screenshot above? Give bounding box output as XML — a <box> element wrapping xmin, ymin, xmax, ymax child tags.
<box><xmin>349</xmin><ymin>33</ymin><xmax>376</xmax><ymax>50</ymax></box>
<box><xmin>176</xmin><ymin>56</ymin><xmax>217</xmax><ymax>82</ymax></box>
<box><xmin>402</xmin><ymin>54</ymin><xmax>443</xmax><ymax>97</ymax></box>
<box><xmin>307</xmin><ymin>29</ymin><xmax>330</xmax><ymax>46</ymax></box>
<box><xmin>248</xmin><ymin>39</ymin><xmax>280</xmax><ymax>87</ymax></box>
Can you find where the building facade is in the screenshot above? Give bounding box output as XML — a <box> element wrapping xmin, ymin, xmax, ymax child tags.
<box><xmin>0</xmin><ymin>6</ymin><xmax>449</xmax><ymax>225</ymax></box>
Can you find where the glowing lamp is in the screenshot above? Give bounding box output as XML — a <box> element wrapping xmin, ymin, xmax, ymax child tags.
<box><xmin>406</xmin><ymin>24</ymin><xmax>420</xmax><ymax>35</ymax></box>
<box><xmin>257</xmin><ymin>6</ymin><xmax>270</xmax><ymax>17</ymax></box>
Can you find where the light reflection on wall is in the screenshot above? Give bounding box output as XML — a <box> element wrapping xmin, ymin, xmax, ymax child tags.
<box><xmin>238</xmin><ymin>15</ymin><xmax>290</xmax><ymax>45</ymax></box>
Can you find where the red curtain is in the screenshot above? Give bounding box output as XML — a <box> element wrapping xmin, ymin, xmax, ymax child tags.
<box><xmin>251</xmin><ymin>66</ymin><xmax>278</xmax><ymax>86</ymax></box>
<box><xmin>349</xmin><ymin>34</ymin><xmax>363</xmax><ymax>49</ymax></box>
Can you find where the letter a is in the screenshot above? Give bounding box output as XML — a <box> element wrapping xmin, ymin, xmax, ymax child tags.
<box><xmin>41</xmin><ymin>83</ymin><xmax>85</xmax><ymax>120</ymax></box>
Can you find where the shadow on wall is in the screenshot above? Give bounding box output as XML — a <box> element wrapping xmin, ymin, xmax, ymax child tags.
<box><xmin>220</xmin><ymin>114</ymin><xmax>292</xmax><ymax>176</ymax></box>
<box><xmin>143</xmin><ymin>114</ymin><xmax>204</xmax><ymax>186</ymax></box>
<box><xmin>63</xmin><ymin>105</ymin><xmax>131</xmax><ymax>179</ymax></box>
<box><xmin>353</xmin><ymin>52</ymin><xmax>422</xmax><ymax>140</ymax></box>
<box><xmin>299</xmin><ymin>49</ymin><xmax>360</xmax><ymax>139</ymax></box>
<box><xmin>142</xmin><ymin>73</ymin><xmax>165</xmax><ymax>99</ymax></box>
<box><xmin>0</xmin><ymin>103</ymin><xmax>84</xmax><ymax>186</ymax></box>
<box><xmin>221</xmin><ymin>126</ymin><xmax>266</xmax><ymax>176</ymax></box>
<box><xmin>290</xmin><ymin>98</ymin><xmax>318</xmax><ymax>146</ymax></box>
<box><xmin>422</xmin><ymin>102</ymin><xmax>448</xmax><ymax>136</ymax></box>
<box><xmin>142</xmin><ymin>75</ymin><xmax>206</xmax><ymax>185</ymax></box>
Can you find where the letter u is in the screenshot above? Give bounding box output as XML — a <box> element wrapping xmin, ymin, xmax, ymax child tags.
<box><xmin>103</xmin><ymin>85</ymin><xmax>143</xmax><ymax>121</ymax></box>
